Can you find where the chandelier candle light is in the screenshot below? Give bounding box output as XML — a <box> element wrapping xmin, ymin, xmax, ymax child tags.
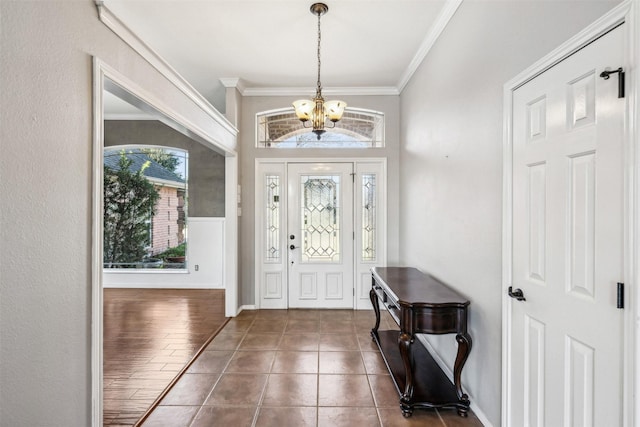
<box><xmin>292</xmin><ymin>2</ymin><xmax>346</xmax><ymax>140</ymax></box>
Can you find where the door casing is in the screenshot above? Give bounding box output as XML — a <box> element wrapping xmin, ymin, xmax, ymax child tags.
<box><xmin>501</xmin><ymin>2</ymin><xmax>638</xmax><ymax>425</ymax></box>
<box><xmin>255</xmin><ymin>158</ymin><xmax>387</xmax><ymax>310</ymax></box>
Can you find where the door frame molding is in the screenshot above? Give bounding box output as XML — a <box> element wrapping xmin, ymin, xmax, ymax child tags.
<box><xmin>254</xmin><ymin>157</ymin><xmax>387</xmax><ymax>310</ymax></box>
<box><xmin>92</xmin><ymin>58</ymin><xmax>239</xmax><ymax>426</ymax></box>
<box><xmin>501</xmin><ymin>2</ymin><xmax>637</xmax><ymax>425</ymax></box>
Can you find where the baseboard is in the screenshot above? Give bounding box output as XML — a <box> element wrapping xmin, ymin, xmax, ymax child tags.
<box><xmin>236</xmin><ymin>304</ymin><xmax>256</xmax><ymax>316</ymax></box>
<box><xmin>416</xmin><ymin>335</ymin><xmax>493</xmax><ymax>427</ymax></box>
<box><xmin>103</xmin><ymin>283</ymin><xmax>223</xmax><ymax>289</ymax></box>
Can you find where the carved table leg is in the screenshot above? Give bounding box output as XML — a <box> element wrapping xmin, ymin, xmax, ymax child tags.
<box><xmin>454</xmin><ymin>332</ymin><xmax>472</xmax><ymax>416</ymax></box>
<box><xmin>398</xmin><ymin>331</ymin><xmax>414</xmax><ymax>417</ymax></box>
<box><xmin>369</xmin><ymin>287</ymin><xmax>381</xmax><ymax>338</ymax></box>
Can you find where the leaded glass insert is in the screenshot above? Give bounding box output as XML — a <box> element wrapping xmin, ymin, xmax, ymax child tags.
<box><xmin>265</xmin><ymin>175</ymin><xmax>280</xmax><ymax>261</ymax></box>
<box><xmin>362</xmin><ymin>174</ymin><xmax>376</xmax><ymax>261</ymax></box>
<box><xmin>300</xmin><ymin>175</ymin><xmax>340</xmax><ymax>262</ymax></box>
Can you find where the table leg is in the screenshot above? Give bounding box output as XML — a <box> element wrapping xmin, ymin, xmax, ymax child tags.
<box><xmin>369</xmin><ymin>288</ymin><xmax>381</xmax><ymax>337</ymax></box>
<box><xmin>454</xmin><ymin>332</ymin><xmax>472</xmax><ymax>416</ymax></box>
<box><xmin>398</xmin><ymin>331</ymin><xmax>414</xmax><ymax>417</ymax></box>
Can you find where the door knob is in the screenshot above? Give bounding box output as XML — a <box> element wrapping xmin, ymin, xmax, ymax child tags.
<box><xmin>508</xmin><ymin>286</ymin><xmax>526</xmax><ymax>301</ymax></box>
<box><xmin>290</xmin><ymin>235</ymin><xmax>295</xmax><ymax>240</ymax></box>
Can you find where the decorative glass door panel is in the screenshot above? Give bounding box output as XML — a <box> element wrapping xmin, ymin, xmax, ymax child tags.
<box><xmin>300</xmin><ymin>176</ymin><xmax>340</xmax><ymax>263</ymax></box>
<box><xmin>288</xmin><ymin>163</ymin><xmax>353</xmax><ymax>308</ymax></box>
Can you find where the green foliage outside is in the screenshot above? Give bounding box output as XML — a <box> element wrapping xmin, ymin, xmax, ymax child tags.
<box><xmin>104</xmin><ymin>152</ymin><xmax>160</xmax><ymax>267</ymax></box>
<box><xmin>141</xmin><ymin>148</ymin><xmax>181</xmax><ymax>176</ymax></box>
<box><xmin>157</xmin><ymin>243</ymin><xmax>186</xmax><ymax>259</ymax></box>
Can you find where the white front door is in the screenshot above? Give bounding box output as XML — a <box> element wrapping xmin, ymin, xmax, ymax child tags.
<box><xmin>287</xmin><ymin>163</ymin><xmax>354</xmax><ymax>308</ymax></box>
<box><xmin>509</xmin><ymin>26</ymin><xmax>625</xmax><ymax>426</ymax></box>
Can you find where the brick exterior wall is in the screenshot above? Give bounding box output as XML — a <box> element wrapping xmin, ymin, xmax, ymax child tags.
<box><xmin>150</xmin><ymin>186</ymin><xmax>183</xmax><ymax>255</ymax></box>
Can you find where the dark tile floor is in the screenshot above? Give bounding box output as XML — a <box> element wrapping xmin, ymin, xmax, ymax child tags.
<box><xmin>140</xmin><ymin>309</ymin><xmax>484</xmax><ymax>427</ymax></box>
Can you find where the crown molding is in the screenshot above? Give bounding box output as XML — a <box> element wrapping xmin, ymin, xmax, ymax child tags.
<box><xmin>95</xmin><ymin>2</ymin><xmax>237</xmax><ymax>137</ymax></box>
<box><xmin>219</xmin><ymin>77</ymin><xmax>246</xmax><ymax>93</ymax></box>
<box><xmin>104</xmin><ymin>114</ymin><xmax>157</xmax><ymax>121</ymax></box>
<box><xmin>241</xmin><ymin>86</ymin><xmax>400</xmax><ymax>97</ymax></box>
<box><xmin>239</xmin><ymin>0</ymin><xmax>462</xmax><ymax>97</ymax></box>
<box><xmin>96</xmin><ymin>0</ymin><xmax>460</xmax><ymax>101</ymax></box>
<box><xmin>396</xmin><ymin>0</ymin><xmax>463</xmax><ymax>93</ymax></box>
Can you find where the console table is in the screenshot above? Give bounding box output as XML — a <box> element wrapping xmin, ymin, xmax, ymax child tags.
<box><xmin>369</xmin><ymin>267</ymin><xmax>472</xmax><ymax>417</ymax></box>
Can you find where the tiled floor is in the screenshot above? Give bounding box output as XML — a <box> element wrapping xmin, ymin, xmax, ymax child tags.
<box><xmin>140</xmin><ymin>309</ymin><xmax>483</xmax><ymax>427</ymax></box>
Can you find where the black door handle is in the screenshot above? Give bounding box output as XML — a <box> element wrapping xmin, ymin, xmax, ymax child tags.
<box><xmin>508</xmin><ymin>286</ymin><xmax>526</xmax><ymax>301</ymax></box>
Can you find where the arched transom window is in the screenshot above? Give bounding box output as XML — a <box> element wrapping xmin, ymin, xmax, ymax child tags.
<box><xmin>256</xmin><ymin>107</ymin><xmax>384</xmax><ymax>148</ymax></box>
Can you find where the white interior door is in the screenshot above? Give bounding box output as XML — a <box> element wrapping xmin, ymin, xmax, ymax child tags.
<box><xmin>509</xmin><ymin>26</ymin><xmax>625</xmax><ymax>426</ymax></box>
<box><xmin>287</xmin><ymin>163</ymin><xmax>354</xmax><ymax>308</ymax></box>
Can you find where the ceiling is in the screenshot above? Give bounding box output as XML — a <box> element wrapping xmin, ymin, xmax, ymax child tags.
<box><xmin>103</xmin><ymin>0</ymin><xmax>454</xmax><ymax>112</ymax></box>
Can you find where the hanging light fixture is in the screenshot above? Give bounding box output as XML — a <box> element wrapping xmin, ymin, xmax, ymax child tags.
<box><xmin>292</xmin><ymin>3</ymin><xmax>346</xmax><ymax>140</ymax></box>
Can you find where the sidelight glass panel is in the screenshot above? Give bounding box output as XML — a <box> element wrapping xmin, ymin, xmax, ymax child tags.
<box><xmin>265</xmin><ymin>175</ymin><xmax>281</xmax><ymax>261</ymax></box>
<box><xmin>300</xmin><ymin>175</ymin><xmax>340</xmax><ymax>262</ymax></box>
<box><xmin>362</xmin><ymin>174</ymin><xmax>376</xmax><ymax>261</ymax></box>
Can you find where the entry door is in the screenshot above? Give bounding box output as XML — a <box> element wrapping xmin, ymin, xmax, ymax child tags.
<box><xmin>287</xmin><ymin>163</ymin><xmax>354</xmax><ymax>308</ymax></box>
<box><xmin>509</xmin><ymin>26</ymin><xmax>625</xmax><ymax>425</ymax></box>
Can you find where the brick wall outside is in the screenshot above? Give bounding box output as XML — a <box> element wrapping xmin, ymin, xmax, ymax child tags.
<box><xmin>151</xmin><ymin>186</ymin><xmax>182</xmax><ymax>255</ymax></box>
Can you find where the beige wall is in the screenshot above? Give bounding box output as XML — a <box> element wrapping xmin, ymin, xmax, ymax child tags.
<box><xmin>238</xmin><ymin>95</ymin><xmax>401</xmax><ymax>305</ymax></box>
<box><xmin>0</xmin><ymin>1</ymin><xmax>230</xmax><ymax>424</ymax></box>
<box><xmin>399</xmin><ymin>1</ymin><xmax>620</xmax><ymax>424</ymax></box>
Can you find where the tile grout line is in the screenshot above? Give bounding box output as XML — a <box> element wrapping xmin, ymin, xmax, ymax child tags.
<box><xmin>187</xmin><ymin>316</ymin><xmax>254</xmax><ymax>427</ymax></box>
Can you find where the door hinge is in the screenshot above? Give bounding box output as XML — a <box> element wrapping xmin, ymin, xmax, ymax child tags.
<box><xmin>600</xmin><ymin>67</ymin><xmax>625</xmax><ymax>98</ymax></box>
<box><xmin>351</xmin><ymin>172</ymin><xmax>355</xmax><ymax>183</ymax></box>
<box><xmin>617</xmin><ymin>282</ymin><xmax>624</xmax><ymax>309</ymax></box>
<box><xmin>353</xmin><ymin>231</ymin><xmax>355</xmax><ymax>240</ymax></box>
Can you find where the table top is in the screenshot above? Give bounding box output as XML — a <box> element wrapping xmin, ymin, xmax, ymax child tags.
<box><xmin>372</xmin><ymin>267</ymin><xmax>469</xmax><ymax>308</ymax></box>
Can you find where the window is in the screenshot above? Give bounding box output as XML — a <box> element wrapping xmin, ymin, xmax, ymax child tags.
<box><xmin>103</xmin><ymin>147</ymin><xmax>188</xmax><ymax>269</ymax></box>
<box><xmin>256</xmin><ymin>107</ymin><xmax>384</xmax><ymax>148</ymax></box>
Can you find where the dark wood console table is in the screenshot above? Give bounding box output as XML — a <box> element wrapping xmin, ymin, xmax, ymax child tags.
<box><xmin>369</xmin><ymin>267</ymin><xmax>472</xmax><ymax>417</ymax></box>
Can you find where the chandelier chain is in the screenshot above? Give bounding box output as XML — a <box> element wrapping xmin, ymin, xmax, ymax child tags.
<box><xmin>292</xmin><ymin>3</ymin><xmax>345</xmax><ymax>140</ymax></box>
<box><xmin>316</xmin><ymin>9</ymin><xmax>322</xmax><ymax>96</ymax></box>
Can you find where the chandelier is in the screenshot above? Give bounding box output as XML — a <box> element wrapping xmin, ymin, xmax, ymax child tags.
<box><xmin>292</xmin><ymin>3</ymin><xmax>346</xmax><ymax>140</ymax></box>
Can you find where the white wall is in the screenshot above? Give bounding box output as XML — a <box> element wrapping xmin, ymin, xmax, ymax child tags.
<box><xmin>238</xmin><ymin>95</ymin><xmax>401</xmax><ymax>306</ymax></box>
<box><xmin>0</xmin><ymin>1</ymin><xmax>232</xmax><ymax>424</ymax></box>
<box><xmin>399</xmin><ymin>1</ymin><xmax>620</xmax><ymax>425</ymax></box>
<box><xmin>103</xmin><ymin>218</ymin><xmax>224</xmax><ymax>288</ymax></box>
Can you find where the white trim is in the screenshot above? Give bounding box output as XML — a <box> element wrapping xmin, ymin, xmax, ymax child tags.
<box><xmin>91</xmin><ymin>57</ymin><xmax>105</xmax><ymax>427</ymax></box>
<box><xmin>95</xmin><ymin>1</ymin><xmax>460</xmax><ymax>99</ymax></box>
<box><xmin>627</xmin><ymin>1</ymin><xmax>639</xmax><ymax>424</ymax></box>
<box><xmin>237</xmin><ymin>305</ymin><xmax>257</xmax><ymax>315</ymax></box>
<box><xmin>504</xmin><ymin>3</ymin><xmax>628</xmax><ymax>91</ymax></box>
<box><xmin>501</xmin><ymin>2</ymin><xmax>636</xmax><ymax>426</ymax></box>
<box><xmin>219</xmin><ymin>77</ymin><xmax>245</xmax><ymax>94</ymax></box>
<box><xmin>101</xmin><ymin>62</ymin><xmax>237</xmax><ymax>156</ymax></box>
<box><xmin>224</xmin><ymin>155</ymin><xmax>238</xmax><ymax>318</ymax></box>
<box><xmin>104</xmin><ymin>113</ymin><xmax>156</xmax><ymax>121</ymax></box>
<box><xmin>95</xmin><ymin>3</ymin><xmax>238</xmax><ymax>138</ymax></box>
<box><xmin>242</xmin><ymin>86</ymin><xmax>399</xmax><ymax>97</ymax></box>
<box><xmin>233</xmin><ymin>0</ymin><xmax>463</xmax><ymax>97</ymax></box>
<box><xmin>397</xmin><ymin>0</ymin><xmax>463</xmax><ymax>93</ymax></box>
<box><xmin>254</xmin><ymin>158</ymin><xmax>388</xmax><ymax>311</ymax></box>
<box><xmin>92</xmin><ymin>58</ymin><xmax>240</xmax><ymax>426</ymax></box>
